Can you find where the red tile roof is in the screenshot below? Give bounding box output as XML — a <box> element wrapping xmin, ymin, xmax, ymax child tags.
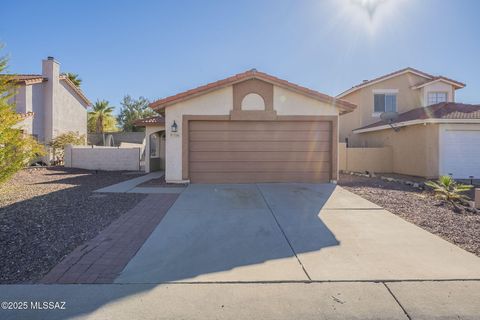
<box><xmin>149</xmin><ymin>69</ymin><xmax>356</xmax><ymax>114</ymax></box>
<box><xmin>133</xmin><ymin>115</ymin><xmax>165</xmax><ymax>126</ymax></box>
<box><xmin>356</xmin><ymin>103</ymin><xmax>480</xmax><ymax>131</ymax></box>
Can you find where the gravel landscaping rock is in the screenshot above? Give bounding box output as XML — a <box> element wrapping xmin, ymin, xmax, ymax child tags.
<box><xmin>339</xmin><ymin>173</ymin><xmax>480</xmax><ymax>257</ymax></box>
<box><xmin>0</xmin><ymin>167</ymin><xmax>146</xmax><ymax>284</ymax></box>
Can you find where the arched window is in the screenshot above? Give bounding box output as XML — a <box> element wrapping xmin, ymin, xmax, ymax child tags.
<box><xmin>241</xmin><ymin>93</ymin><xmax>265</xmax><ymax>110</ymax></box>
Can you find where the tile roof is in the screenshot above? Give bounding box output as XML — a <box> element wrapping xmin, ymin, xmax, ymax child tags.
<box><xmin>149</xmin><ymin>69</ymin><xmax>357</xmax><ymax>114</ymax></box>
<box><xmin>1</xmin><ymin>74</ymin><xmax>47</xmax><ymax>85</ymax></box>
<box><xmin>337</xmin><ymin>67</ymin><xmax>465</xmax><ymax>98</ymax></box>
<box><xmin>356</xmin><ymin>103</ymin><xmax>480</xmax><ymax>131</ymax></box>
<box><xmin>133</xmin><ymin>115</ymin><xmax>165</xmax><ymax>126</ymax></box>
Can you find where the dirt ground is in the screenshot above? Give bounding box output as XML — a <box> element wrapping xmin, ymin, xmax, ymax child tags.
<box><xmin>0</xmin><ymin>167</ymin><xmax>146</xmax><ymax>283</ymax></box>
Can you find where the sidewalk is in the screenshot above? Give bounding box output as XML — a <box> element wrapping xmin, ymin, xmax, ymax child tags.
<box><xmin>1</xmin><ymin>281</ymin><xmax>479</xmax><ymax>319</ymax></box>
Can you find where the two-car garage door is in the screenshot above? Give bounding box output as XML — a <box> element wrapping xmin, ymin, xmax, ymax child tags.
<box><xmin>188</xmin><ymin>120</ymin><xmax>332</xmax><ymax>183</ymax></box>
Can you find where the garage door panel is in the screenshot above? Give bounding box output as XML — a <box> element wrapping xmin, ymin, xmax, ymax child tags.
<box><xmin>188</xmin><ymin>120</ymin><xmax>332</xmax><ymax>183</ymax></box>
<box><xmin>190</xmin><ymin>131</ymin><xmax>331</xmax><ymax>142</ymax></box>
<box><xmin>189</xmin><ymin>120</ymin><xmax>331</xmax><ymax>132</ymax></box>
<box><xmin>189</xmin><ymin>172</ymin><xmax>331</xmax><ymax>184</ymax></box>
<box><xmin>190</xmin><ymin>161</ymin><xmax>331</xmax><ymax>173</ymax></box>
<box><xmin>190</xmin><ymin>151</ymin><xmax>331</xmax><ymax>162</ymax></box>
<box><xmin>441</xmin><ymin>130</ymin><xmax>480</xmax><ymax>179</ymax></box>
<box><xmin>190</xmin><ymin>141</ymin><xmax>330</xmax><ymax>152</ymax></box>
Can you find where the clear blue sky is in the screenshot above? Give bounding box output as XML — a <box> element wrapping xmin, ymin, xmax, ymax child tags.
<box><xmin>1</xmin><ymin>0</ymin><xmax>479</xmax><ymax>113</ymax></box>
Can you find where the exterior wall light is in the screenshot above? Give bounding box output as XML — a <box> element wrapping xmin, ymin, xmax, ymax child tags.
<box><xmin>171</xmin><ymin>120</ymin><xmax>178</xmax><ymax>133</ymax></box>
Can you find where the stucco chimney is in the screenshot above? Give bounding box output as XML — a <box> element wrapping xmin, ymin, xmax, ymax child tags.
<box><xmin>42</xmin><ymin>57</ymin><xmax>60</xmax><ymax>142</ymax></box>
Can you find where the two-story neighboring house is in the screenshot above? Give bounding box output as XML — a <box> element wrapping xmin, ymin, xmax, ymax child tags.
<box><xmin>10</xmin><ymin>57</ymin><xmax>90</xmax><ymax>151</ymax></box>
<box><xmin>337</xmin><ymin>67</ymin><xmax>480</xmax><ymax>179</ymax></box>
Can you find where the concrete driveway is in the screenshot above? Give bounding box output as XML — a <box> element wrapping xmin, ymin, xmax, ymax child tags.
<box><xmin>3</xmin><ymin>183</ymin><xmax>480</xmax><ymax>320</ymax></box>
<box><xmin>115</xmin><ymin>183</ymin><xmax>480</xmax><ymax>283</ymax></box>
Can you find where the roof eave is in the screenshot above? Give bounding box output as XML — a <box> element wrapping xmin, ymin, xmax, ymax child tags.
<box><xmin>353</xmin><ymin>118</ymin><xmax>480</xmax><ymax>134</ymax></box>
<box><xmin>149</xmin><ymin>72</ymin><xmax>357</xmax><ymax>114</ymax></box>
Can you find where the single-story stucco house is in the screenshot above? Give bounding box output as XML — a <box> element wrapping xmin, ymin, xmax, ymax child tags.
<box><xmin>136</xmin><ymin>69</ymin><xmax>356</xmax><ymax>183</ymax></box>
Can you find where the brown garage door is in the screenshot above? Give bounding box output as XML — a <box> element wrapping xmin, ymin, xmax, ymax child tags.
<box><xmin>188</xmin><ymin>120</ymin><xmax>332</xmax><ymax>183</ymax></box>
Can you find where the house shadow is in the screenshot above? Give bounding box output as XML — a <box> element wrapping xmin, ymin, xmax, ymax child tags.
<box><xmin>0</xmin><ymin>174</ymin><xmax>340</xmax><ymax>320</ymax></box>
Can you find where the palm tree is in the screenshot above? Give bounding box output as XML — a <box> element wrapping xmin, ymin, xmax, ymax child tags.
<box><xmin>63</xmin><ymin>72</ymin><xmax>82</xmax><ymax>87</ymax></box>
<box><xmin>88</xmin><ymin>100</ymin><xmax>115</xmax><ymax>133</ymax></box>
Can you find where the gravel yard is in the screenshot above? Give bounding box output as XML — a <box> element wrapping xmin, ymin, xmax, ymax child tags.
<box><xmin>339</xmin><ymin>173</ymin><xmax>480</xmax><ymax>257</ymax></box>
<box><xmin>0</xmin><ymin>167</ymin><xmax>146</xmax><ymax>284</ymax></box>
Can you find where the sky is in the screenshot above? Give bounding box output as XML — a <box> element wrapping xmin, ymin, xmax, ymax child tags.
<box><xmin>1</xmin><ymin>0</ymin><xmax>479</xmax><ymax>113</ymax></box>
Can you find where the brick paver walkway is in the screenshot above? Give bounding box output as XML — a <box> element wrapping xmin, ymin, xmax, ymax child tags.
<box><xmin>40</xmin><ymin>194</ymin><xmax>178</xmax><ymax>284</ymax></box>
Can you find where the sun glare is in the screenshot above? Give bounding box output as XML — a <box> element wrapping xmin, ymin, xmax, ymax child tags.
<box><xmin>334</xmin><ymin>0</ymin><xmax>408</xmax><ymax>35</ymax></box>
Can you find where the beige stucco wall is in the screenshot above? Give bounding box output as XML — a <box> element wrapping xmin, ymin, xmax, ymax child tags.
<box><xmin>339</xmin><ymin>72</ymin><xmax>427</xmax><ymax>145</ymax></box>
<box><xmin>338</xmin><ymin>142</ymin><xmax>392</xmax><ymax>173</ymax></box>
<box><xmin>360</xmin><ymin>124</ymin><xmax>440</xmax><ymax>178</ymax></box>
<box><xmin>164</xmin><ymin>83</ymin><xmax>341</xmax><ymax>182</ymax></box>
<box><xmin>64</xmin><ymin>145</ymin><xmax>141</xmax><ymax>171</ymax></box>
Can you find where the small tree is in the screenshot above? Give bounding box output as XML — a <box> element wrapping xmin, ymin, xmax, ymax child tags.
<box><xmin>117</xmin><ymin>95</ymin><xmax>156</xmax><ymax>132</ymax></box>
<box><xmin>88</xmin><ymin>100</ymin><xmax>117</xmax><ymax>133</ymax></box>
<box><xmin>49</xmin><ymin>132</ymin><xmax>86</xmax><ymax>165</ymax></box>
<box><xmin>0</xmin><ymin>50</ymin><xmax>45</xmax><ymax>183</ymax></box>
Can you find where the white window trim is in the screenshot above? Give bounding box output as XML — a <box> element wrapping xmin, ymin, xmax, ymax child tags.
<box><xmin>373</xmin><ymin>90</ymin><xmax>398</xmax><ymax>115</ymax></box>
<box><xmin>427</xmin><ymin>91</ymin><xmax>448</xmax><ymax>106</ymax></box>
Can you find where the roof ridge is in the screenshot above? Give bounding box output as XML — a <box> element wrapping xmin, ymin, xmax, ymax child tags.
<box><xmin>149</xmin><ymin>69</ymin><xmax>356</xmax><ymax>113</ymax></box>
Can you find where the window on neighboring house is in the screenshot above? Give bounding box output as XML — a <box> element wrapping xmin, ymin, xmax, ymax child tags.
<box><xmin>427</xmin><ymin>92</ymin><xmax>447</xmax><ymax>106</ymax></box>
<box><xmin>374</xmin><ymin>93</ymin><xmax>397</xmax><ymax>113</ymax></box>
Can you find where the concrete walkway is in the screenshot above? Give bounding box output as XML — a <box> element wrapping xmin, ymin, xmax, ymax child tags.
<box><xmin>116</xmin><ymin>183</ymin><xmax>480</xmax><ymax>283</ymax></box>
<box><xmin>1</xmin><ymin>281</ymin><xmax>479</xmax><ymax>319</ymax></box>
<box><xmin>95</xmin><ymin>171</ymin><xmax>186</xmax><ymax>194</ymax></box>
<box><xmin>94</xmin><ymin>172</ymin><xmax>164</xmax><ymax>193</ymax></box>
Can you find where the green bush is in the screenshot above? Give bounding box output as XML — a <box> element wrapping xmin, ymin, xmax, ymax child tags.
<box><xmin>425</xmin><ymin>175</ymin><xmax>473</xmax><ymax>210</ymax></box>
<box><xmin>49</xmin><ymin>132</ymin><xmax>86</xmax><ymax>165</ymax></box>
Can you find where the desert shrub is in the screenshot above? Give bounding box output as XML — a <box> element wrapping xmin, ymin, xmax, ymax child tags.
<box><xmin>49</xmin><ymin>132</ymin><xmax>86</xmax><ymax>164</ymax></box>
<box><xmin>425</xmin><ymin>175</ymin><xmax>473</xmax><ymax>212</ymax></box>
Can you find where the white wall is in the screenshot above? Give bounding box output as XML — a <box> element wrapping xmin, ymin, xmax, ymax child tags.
<box><xmin>273</xmin><ymin>86</ymin><xmax>339</xmax><ymax>116</ymax></box>
<box><xmin>165</xmin><ymin>87</ymin><xmax>233</xmax><ymax>182</ymax></box>
<box><xmin>164</xmin><ymin>84</ymin><xmax>340</xmax><ymax>182</ymax></box>
<box><xmin>42</xmin><ymin>58</ymin><xmax>88</xmax><ymax>142</ymax></box>
<box><xmin>53</xmin><ymin>81</ymin><xmax>88</xmax><ymax>138</ymax></box>
<box><xmin>64</xmin><ymin>145</ymin><xmax>141</xmax><ymax>171</ymax></box>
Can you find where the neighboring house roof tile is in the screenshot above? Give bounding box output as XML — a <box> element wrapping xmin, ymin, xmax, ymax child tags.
<box><xmin>133</xmin><ymin>115</ymin><xmax>165</xmax><ymax>126</ymax></box>
<box><xmin>1</xmin><ymin>74</ymin><xmax>47</xmax><ymax>85</ymax></box>
<box><xmin>149</xmin><ymin>69</ymin><xmax>357</xmax><ymax>114</ymax></box>
<box><xmin>411</xmin><ymin>76</ymin><xmax>465</xmax><ymax>89</ymax></box>
<box><xmin>337</xmin><ymin>67</ymin><xmax>464</xmax><ymax>98</ymax></box>
<box><xmin>355</xmin><ymin>103</ymin><xmax>480</xmax><ymax>132</ymax></box>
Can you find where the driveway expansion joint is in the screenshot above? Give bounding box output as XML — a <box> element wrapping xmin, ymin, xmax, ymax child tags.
<box><xmin>255</xmin><ymin>184</ymin><xmax>312</xmax><ymax>281</ymax></box>
<box><xmin>382</xmin><ymin>282</ymin><xmax>412</xmax><ymax>320</ymax></box>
